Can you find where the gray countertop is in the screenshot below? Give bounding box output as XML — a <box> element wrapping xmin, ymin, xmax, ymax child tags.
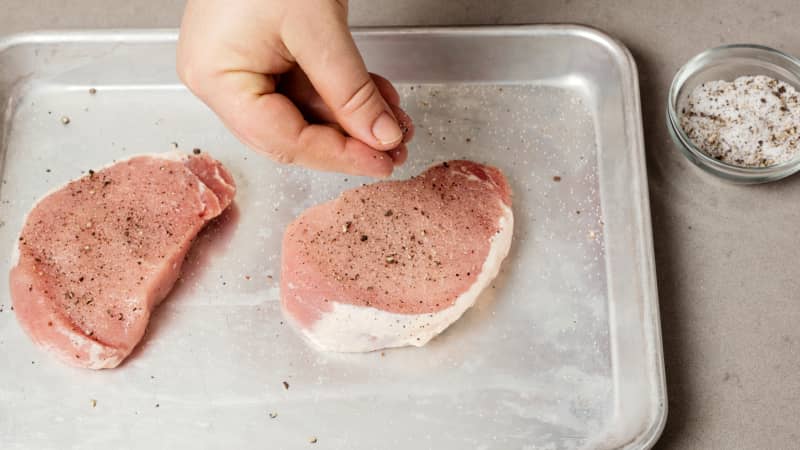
<box><xmin>3</xmin><ymin>1</ymin><xmax>799</xmax><ymax>448</ymax></box>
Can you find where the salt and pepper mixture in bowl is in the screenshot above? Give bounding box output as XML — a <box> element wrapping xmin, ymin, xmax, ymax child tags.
<box><xmin>667</xmin><ymin>44</ymin><xmax>800</xmax><ymax>183</ymax></box>
<box><xmin>680</xmin><ymin>75</ymin><xmax>800</xmax><ymax>167</ymax></box>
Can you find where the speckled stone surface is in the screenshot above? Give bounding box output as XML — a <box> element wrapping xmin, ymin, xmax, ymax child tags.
<box><xmin>3</xmin><ymin>1</ymin><xmax>800</xmax><ymax>448</ymax></box>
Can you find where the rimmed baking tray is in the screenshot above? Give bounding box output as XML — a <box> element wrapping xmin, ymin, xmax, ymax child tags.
<box><xmin>0</xmin><ymin>26</ymin><xmax>665</xmax><ymax>449</ymax></box>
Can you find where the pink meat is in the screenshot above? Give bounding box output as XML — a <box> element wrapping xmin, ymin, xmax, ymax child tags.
<box><xmin>281</xmin><ymin>160</ymin><xmax>513</xmax><ymax>352</ymax></box>
<box><xmin>9</xmin><ymin>153</ymin><xmax>236</xmax><ymax>369</ymax></box>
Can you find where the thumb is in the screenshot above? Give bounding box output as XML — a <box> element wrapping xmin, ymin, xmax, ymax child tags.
<box><xmin>282</xmin><ymin>3</ymin><xmax>403</xmax><ymax>150</ymax></box>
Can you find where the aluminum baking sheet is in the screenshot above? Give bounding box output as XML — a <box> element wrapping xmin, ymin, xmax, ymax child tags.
<box><xmin>0</xmin><ymin>26</ymin><xmax>665</xmax><ymax>449</ymax></box>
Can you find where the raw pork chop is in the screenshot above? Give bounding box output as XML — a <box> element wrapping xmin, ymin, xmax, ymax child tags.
<box><xmin>10</xmin><ymin>153</ymin><xmax>236</xmax><ymax>369</ymax></box>
<box><xmin>281</xmin><ymin>160</ymin><xmax>513</xmax><ymax>352</ymax></box>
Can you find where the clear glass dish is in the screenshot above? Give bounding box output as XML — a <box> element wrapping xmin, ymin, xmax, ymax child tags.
<box><xmin>667</xmin><ymin>44</ymin><xmax>800</xmax><ymax>184</ymax></box>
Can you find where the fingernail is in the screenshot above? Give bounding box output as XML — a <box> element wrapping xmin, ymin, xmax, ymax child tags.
<box><xmin>372</xmin><ymin>112</ymin><xmax>403</xmax><ymax>146</ymax></box>
<box><xmin>390</xmin><ymin>105</ymin><xmax>414</xmax><ymax>143</ymax></box>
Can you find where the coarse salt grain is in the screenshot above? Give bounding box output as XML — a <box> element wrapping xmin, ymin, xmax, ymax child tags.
<box><xmin>680</xmin><ymin>75</ymin><xmax>800</xmax><ymax>167</ymax></box>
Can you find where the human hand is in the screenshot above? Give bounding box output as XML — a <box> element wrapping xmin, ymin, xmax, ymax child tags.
<box><xmin>177</xmin><ymin>0</ymin><xmax>414</xmax><ymax>177</ymax></box>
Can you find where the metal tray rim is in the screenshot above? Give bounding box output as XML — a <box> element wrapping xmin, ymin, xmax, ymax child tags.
<box><xmin>609</xmin><ymin>29</ymin><xmax>668</xmax><ymax>450</ymax></box>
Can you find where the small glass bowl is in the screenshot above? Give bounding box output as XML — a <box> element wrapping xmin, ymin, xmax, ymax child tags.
<box><xmin>667</xmin><ymin>44</ymin><xmax>800</xmax><ymax>184</ymax></box>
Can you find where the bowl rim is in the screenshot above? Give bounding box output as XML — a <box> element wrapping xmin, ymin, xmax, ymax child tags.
<box><xmin>667</xmin><ymin>43</ymin><xmax>800</xmax><ymax>177</ymax></box>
